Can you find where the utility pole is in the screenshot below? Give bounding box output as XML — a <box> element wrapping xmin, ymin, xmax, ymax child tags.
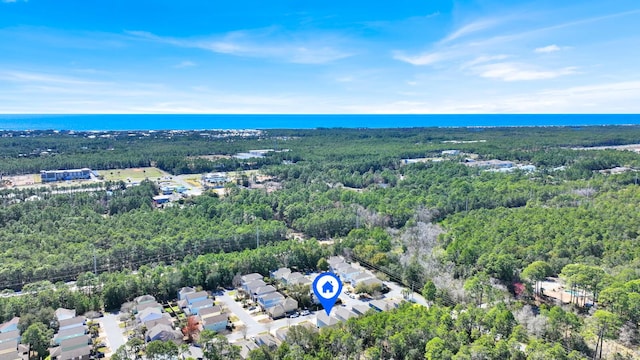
<box><xmin>410</xmin><ymin>283</ymin><xmax>414</xmax><ymax>302</ymax></box>
<box><xmin>93</xmin><ymin>247</ymin><xmax>97</xmax><ymax>275</ymax></box>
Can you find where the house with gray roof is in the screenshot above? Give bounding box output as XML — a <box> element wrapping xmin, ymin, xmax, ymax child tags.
<box><xmin>178</xmin><ymin>287</ymin><xmax>196</xmax><ymax>301</ymax></box>
<box><xmin>315</xmin><ymin>312</ymin><xmax>340</xmax><ymax>328</ymax></box>
<box><xmin>241</xmin><ymin>273</ymin><xmax>263</xmax><ymax>285</ymax></box>
<box><xmin>136</xmin><ymin>307</ymin><xmax>163</xmax><ymax>324</ymax></box>
<box><xmin>58</xmin><ymin>317</ymin><xmax>85</xmax><ymax>332</ymax></box>
<box><xmin>53</xmin><ymin>327</ymin><xmax>86</xmax><ymax>345</ymax></box>
<box><xmin>252</xmin><ymin>285</ymin><xmax>277</xmax><ymax>299</ymax></box>
<box><xmin>351</xmin><ymin>304</ymin><xmax>372</xmax><ymax>316</ymax></box>
<box><xmin>146</xmin><ymin>324</ymin><xmax>182</xmax><ymax>343</ymax></box>
<box><xmin>236</xmin><ymin>339</ymin><xmax>259</xmax><ymax>359</ymax></box>
<box><xmin>284</xmin><ymin>272</ymin><xmax>311</xmax><ymax>286</ymax></box>
<box><xmin>56</xmin><ymin>345</ymin><xmax>91</xmax><ymax>360</ymax></box>
<box><xmin>180</xmin><ymin>346</ymin><xmax>203</xmax><ymax>360</ymax></box>
<box><xmin>270</xmin><ymin>268</ymin><xmax>291</xmax><ymax>282</ymax></box>
<box><xmin>338</xmin><ymin>266</ymin><xmax>362</xmax><ymax>282</ymax></box>
<box><xmin>58</xmin><ymin>335</ymin><xmax>91</xmax><ymax>352</ymax></box>
<box><xmin>185</xmin><ymin>291</ymin><xmax>209</xmax><ymax>305</ymax></box>
<box><xmin>257</xmin><ymin>292</ymin><xmax>285</xmax><ymax>309</ymax></box>
<box><xmin>143</xmin><ymin>315</ymin><xmax>173</xmax><ymax>329</ymax></box>
<box><xmin>202</xmin><ymin>313</ymin><xmax>229</xmax><ymax>333</ymax></box>
<box><xmin>327</xmin><ymin>256</ymin><xmax>345</xmax><ymax>271</ymax></box>
<box><xmin>134</xmin><ymin>300</ymin><xmax>162</xmax><ymax>314</ymax></box>
<box><xmin>198</xmin><ymin>305</ymin><xmax>222</xmax><ymax>320</ymax></box>
<box><xmin>189</xmin><ymin>298</ymin><xmax>214</xmax><ymax>315</ymax></box>
<box><xmin>358</xmin><ymin>277</ymin><xmax>384</xmax><ymax>289</ymax></box>
<box><xmin>350</xmin><ymin>272</ymin><xmax>374</xmax><ymax>287</ymax></box>
<box><xmin>334</xmin><ymin>307</ymin><xmax>358</xmax><ymax>322</ymax></box>
<box><xmin>54</xmin><ymin>309</ymin><xmax>76</xmax><ymax>322</ymax></box>
<box><xmin>369</xmin><ymin>299</ymin><xmax>392</xmax><ymax>312</ymax></box>
<box><xmin>134</xmin><ymin>294</ymin><xmax>156</xmax><ymax>304</ymax></box>
<box><xmin>266</xmin><ymin>297</ymin><xmax>298</xmax><ymax>319</ymax></box>
<box><xmin>254</xmin><ymin>334</ymin><xmax>278</xmax><ymax>349</ymax></box>
<box><xmin>332</xmin><ymin>262</ymin><xmax>350</xmax><ymax>274</ymax></box>
<box><xmin>243</xmin><ymin>280</ymin><xmax>266</xmax><ymax>295</ymax></box>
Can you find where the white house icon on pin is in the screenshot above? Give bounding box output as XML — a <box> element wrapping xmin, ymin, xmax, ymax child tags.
<box><xmin>322</xmin><ymin>280</ymin><xmax>334</xmax><ymax>294</ymax></box>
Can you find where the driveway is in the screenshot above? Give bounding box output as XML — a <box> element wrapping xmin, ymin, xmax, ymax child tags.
<box><xmin>97</xmin><ymin>313</ymin><xmax>126</xmax><ymax>356</ymax></box>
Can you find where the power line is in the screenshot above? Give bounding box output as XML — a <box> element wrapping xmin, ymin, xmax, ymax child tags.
<box><xmin>0</xmin><ymin>233</ymin><xmax>289</xmax><ymax>290</ymax></box>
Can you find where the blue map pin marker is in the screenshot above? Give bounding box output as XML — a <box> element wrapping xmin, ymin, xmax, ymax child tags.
<box><xmin>312</xmin><ymin>272</ymin><xmax>343</xmax><ymax>316</ymax></box>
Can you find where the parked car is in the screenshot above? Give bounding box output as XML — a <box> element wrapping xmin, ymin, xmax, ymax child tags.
<box><xmin>289</xmin><ymin>313</ymin><xmax>299</xmax><ymax>318</ymax></box>
<box><xmin>300</xmin><ymin>310</ymin><xmax>310</xmax><ymax>316</ymax></box>
<box><xmin>248</xmin><ymin>306</ymin><xmax>257</xmax><ymax>311</ymax></box>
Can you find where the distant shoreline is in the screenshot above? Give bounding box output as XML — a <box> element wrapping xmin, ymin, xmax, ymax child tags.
<box><xmin>1</xmin><ymin>114</ymin><xmax>639</xmax><ymax>131</ymax></box>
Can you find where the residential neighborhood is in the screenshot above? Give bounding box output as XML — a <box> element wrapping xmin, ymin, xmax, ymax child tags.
<box><xmin>0</xmin><ymin>256</ymin><xmax>424</xmax><ymax>360</ymax></box>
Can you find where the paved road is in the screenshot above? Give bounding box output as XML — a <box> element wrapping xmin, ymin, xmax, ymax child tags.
<box><xmin>97</xmin><ymin>313</ymin><xmax>126</xmax><ymax>356</ymax></box>
<box><xmin>218</xmin><ymin>291</ymin><xmax>315</xmax><ymax>342</ymax></box>
<box><xmin>218</xmin><ymin>292</ymin><xmax>261</xmax><ymax>330</ymax></box>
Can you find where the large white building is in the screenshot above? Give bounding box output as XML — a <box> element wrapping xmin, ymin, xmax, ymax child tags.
<box><xmin>40</xmin><ymin>168</ymin><xmax>91</xmax><ymax>182</ymax></box>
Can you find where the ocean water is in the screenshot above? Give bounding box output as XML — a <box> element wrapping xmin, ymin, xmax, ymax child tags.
<box><xmin>0</xmin><ymin>114</ymin><xmax>639</xmax><ymax>131</ymax></box>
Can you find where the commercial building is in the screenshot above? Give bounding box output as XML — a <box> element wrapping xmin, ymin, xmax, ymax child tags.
<box><xmin>40</xmin><ymin>168</ymin><xmax>91</xmax><ymax>182</ymax></box>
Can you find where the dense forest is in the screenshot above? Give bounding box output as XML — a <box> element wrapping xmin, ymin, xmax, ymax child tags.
<box><xmin>1</xmin><ymin>126</ymin><xmax>640</xmax><ymax>359</ymax></box>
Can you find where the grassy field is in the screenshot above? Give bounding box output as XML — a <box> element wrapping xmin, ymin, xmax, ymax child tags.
<box><xmin>101</xmin><ymin>167</ymin><xmax>167</xmax><ymax>182</ymax></box>
<box><xmin>181</xmin><ymin>175</ymin><xmax>201</xmax><ymax>187</ymax></box>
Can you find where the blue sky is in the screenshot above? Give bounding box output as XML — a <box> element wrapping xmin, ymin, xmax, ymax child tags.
<box><xmin>0</xmin><ymin>0</ymin><xmax>639</xmax><ymax>114</ymax></box>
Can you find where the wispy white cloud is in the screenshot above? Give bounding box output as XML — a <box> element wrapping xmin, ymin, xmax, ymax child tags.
<box><xmin>460</xmin><ymin>54</ymin><xmax>510</xmax><ymax>69</ymax></box>
<box><xmin>441</xmin><ymin>19</ymin><xmax>499</xmax><ymax>43</ymax></box>
<box><xmin>0</xmin><ymin>71</ymin><xmax>108</xmax><ymax>86</ymax></box>
<box><xmin>392</xmin><ymin>50</ymin><xmax>449</xmax><ymax>66</ymax></box>
<box><xmin>174</xmin><ymin>60</ymin><xmax>196</xmax><ymax>68</ymax></box>
<box><xmin>474</xmin><ymin>62</ymin><xmax>577</xmax><ymax>81</ymax></box>
<box><xmin>534</xmin><ymin>44</ymin><xmax>561</xmax><ymax>53</ymax></box>
<box><xmin>2</xmin><ymin>0</ymin><xmax>27</xmax><ymax>3</ymax></box>
<box><xmin>127</xmin><ymin>28</ymin><xmax>352</xmax><ymax>65</ymax></box>
<box><xmin>2</xmin><ymin>68</ymin><xmax>640</xmax><ymax>114</ymax></box>
<box><xmin>0</xmin><ymin>69</ymin><xmax>327</xmax><ymax>114</ymax></box>
<box><xmin>460</xmin><ymin>81</ymin><xmax>640</xmax><ymax>113</ymax></box>
<box><xmin>470</xmin><ymin>9</ymin><xmax>640</xmax><ymax>48</ymax></box>
<box><xmin>341</xmin><ymin>80</ymin><xmax>640</xmax><ymax>114</ymax></box>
